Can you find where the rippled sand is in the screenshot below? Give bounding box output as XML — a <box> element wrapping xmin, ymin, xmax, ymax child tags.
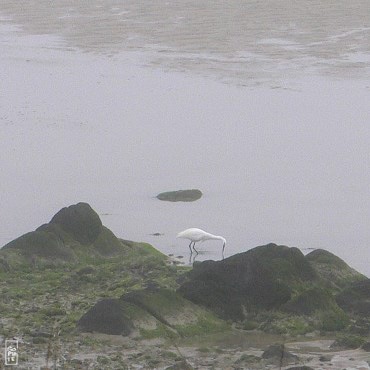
<box><xmin>1</xmin><ymin>0</ymin><xmax>370</xmax><ymax>85</ymax></box>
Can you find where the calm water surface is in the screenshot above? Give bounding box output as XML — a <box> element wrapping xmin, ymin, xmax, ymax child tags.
<box><xmin>1</xmin><ymin>1</ymin><xmax>369</xmax><ymax>275</ymax></box>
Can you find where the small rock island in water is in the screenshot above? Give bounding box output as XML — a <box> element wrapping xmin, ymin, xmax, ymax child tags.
<box><xmin>156</xmin><ymin>189</ymin><xmax>203</xmax><ymax>202</ymax></box>
<box><xmin>1</xmin><ymin>202</ymin><xmax>370</xmax><ymax>369</ymax></box>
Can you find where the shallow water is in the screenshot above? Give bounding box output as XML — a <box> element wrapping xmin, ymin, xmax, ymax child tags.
<box><xmin>1</xmin><ymin>1</ymin><xmax>369</xmax><ymax>275</ymax></box>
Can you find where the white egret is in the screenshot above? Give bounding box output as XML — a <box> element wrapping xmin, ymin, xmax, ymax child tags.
<box><xmin>177</xmin><ymin>228</ymin><xmax>226</xmax><ymax>255</ymax></box>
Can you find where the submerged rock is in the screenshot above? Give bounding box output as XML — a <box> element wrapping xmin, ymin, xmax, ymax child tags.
<box><xmin>156</xmin><ymin>189</ymin><xmax>202</xmax><ymax>202</ymax></box>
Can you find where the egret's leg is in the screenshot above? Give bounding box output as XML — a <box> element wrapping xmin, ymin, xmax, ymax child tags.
<box><xmin>193</xmin><ymin>243</ymin><xmax>199</xmax><ymax>254</ymax></box>
<box><xmin>188</xmin><ymin>241</ymin><xmax>193</xmax><ymax>254</ymax></box>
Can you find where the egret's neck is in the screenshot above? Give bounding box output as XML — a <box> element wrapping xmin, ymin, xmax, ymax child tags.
<box><xmin>208</xmin><ymin>234</ymin><xmax>226</xmax><ymax>244</ymax></box>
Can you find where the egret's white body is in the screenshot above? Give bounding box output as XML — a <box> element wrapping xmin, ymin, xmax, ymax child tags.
<box><xmin>177</xmin><ymin>228</ymin><xmax>226</xmax><ymax>255</ymax></box>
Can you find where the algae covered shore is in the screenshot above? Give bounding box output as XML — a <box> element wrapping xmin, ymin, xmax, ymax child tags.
<box><xmin>1</xmin><ymin>203</ymin><xmax>369</xmax><ymax>369</ymax></box>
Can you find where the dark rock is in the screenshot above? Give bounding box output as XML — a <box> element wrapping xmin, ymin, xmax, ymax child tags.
<box><xmin>336</xmin><ymin>279</ymin><xmax>370</xmax><ymax>316</ymax></box>
<box><xmin>77</xmin><ymin>298</ymin><xmax>133</xmax><ymax>335</ymax></box>
<box><xmin>262</xmin><ymin>344</ymin><xmax>299</xmax><ymax>365</ymax></box>
<box><xmin>50</xmin><ymin>202</ymin><xmax>102</xmax><ymax>244</ymax></box>
<box><xmin>30</xmin><ymin>330</ymin><xmax>52</xmax><ymax>338</ymax></box>
<box><xmin>262</xmin><ymin>344</ymin><xmax>294</xmax><ymax>359</ymax></box>
<box><xmin>32</xmin><ymin>337</ymin><xmax>47</xmax><ymax>344</ymax></box>
<box><xmin>306</xmin><ymin>249</ymin><xmax>367</xmax><ymax>289</ymax></box>
<box><xmin>178</xmin><ymin>244</ymin><xmax>316</xmax><ymax>320</ymax></box>
<box><xmin>362</xmin><ymin>342</ymin><xmax>370</xmax><ymax>351</ymax></box>
<box><xmin>156</xmin><ymin>189</ymin><xmax>202</xmax><ymax>202</ymax></box>
<box><xmin>319</xmin><ymin>354</ymin><xmax>333</xmax><ymax>362</ymax></box>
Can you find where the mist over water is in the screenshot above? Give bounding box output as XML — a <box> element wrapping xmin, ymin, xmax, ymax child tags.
<box><xmin>1</xmin><ymin>1</ymin><xmax>369</xmax><ymax>275</ymax></box>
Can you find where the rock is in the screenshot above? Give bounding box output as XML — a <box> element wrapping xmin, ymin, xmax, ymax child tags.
<box><xmin>156</xmin><ymin>189</ymin><xmax>202</xmax><ymax>202</ymax></box>
<box><xmin>0</xmin><ymin>257</ymin><xmax>10</xmax><ymax>272</ymax></box>
<box><xmin>92</xmin><ymin>226</ymin><xmax>124</xmax><ymax>256</ymax></box>
<box><xmin>2</xmin><ymin>230</ymin><xmax>75</xmax><ymax>262</ymax></box>
<box><xmin>319</xmin><ymin>354</ymin><xmax>333</xmax><ymax>362</ymax></box>
<box><xmin>286</xmin><ymin>367</ymin><xmax>315</xmax><ymax>370</ymax></box>
<box><xmin>336</xmin><ymin>279</ymin><xmax>370</xmax><ymax>316</ymax></box>
<box><xmin>234</xmin><ymin>354</ymin><xmax>260</xmax><ymax>364</ymax></box>
<box><xmin>330</xmin><ymin>334</ymin><xmax>366</xmax><ymax>350</ymax></box>
<box><xmin>262</xmin><ymin>344</ymin><xmax>299</xmax><ymax>365</ymax></box>
<box><xmin>77</xmin><ymin>298</ymin><xmax>133</xmax><ymax>335</ymax></box>
<box><xmin>178</xmin><ymin>244</ymin><xmax>316</xmax><ymax>320</ymax></box>
<box><xmin>362</xmin><ymin>342</ymin><xmax>370</xmax><ymax>351</ymax></box>
<box><xmin>30</xmin><ymin>330</ymin><xmax>52</xmax><ymax>338</ymax></box>
<box><xmin>49</xmin><ymin>202</ymin><xmax>102</xmax><ymax>244</ymax></box>
<box><xmin>1</xmin><ymin>202</ymin><xmax>128</xmax><ymax>265</ymax></box>
<box><xmin>306</xmin><ymin>249</ymin><xmax>367</xmax><ymax>289</ymax></box>
<box><xmin>283</xmin><ymin>286</ymin><xmax>338</xmax><ymax>315</ymax></box>
<box><xmin>32</xmin><ymin>337</ymin><xmax>48</xmax><ymax>344</ymax></box>
<box><xmin>78</xmin><ymin>287</ymin><xmax>227</xmax><ymax>338</ymax></box>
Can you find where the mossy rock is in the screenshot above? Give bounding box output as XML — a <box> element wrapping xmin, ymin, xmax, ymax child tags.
<box><xmin>259</xmin><ymin>314</ymin><xmax>313</xmax><ymax>335</ymax></box>
<box><xmin>92</xmin><ymin>227</ymin><xmax>124</xmax><ymax>256</ymax></box>
<box><xmin>2</xmin><ymin>230</ymin><xmax>75</xmax><ymax>262</ymax></box>
<box><xmin>0</xmin><ymin>203</ymin><xmax>133</xmax><ymax>266</ymax></box>
<box><xmin>156</xmin><ymin>189</ymin><xmax>202</xmax><ymax>202</ymax></box>
<box><xmin>283</xmin><ymin>287</ymin><xmax>338</xmax><ymax>315</ymax></box>
<box><xmin>336</xmin><ymin>279</ymin><xmax>370</xmax><ymax>316</ymax></box>
<box><xmin>317</xmin><ymin>307</ymin><xmax>349</xmax><ymax>331</ymax></box>
<box><xmin>79</xmin><ymin>288</ymin><xmax>227</xmax><ymax>338</ymax></box>
<box><xmin>330</xmin><ymin>334</ymin><xmax>366</xmax><ymax>349</ymax></box>
<box><xmin>122</xmin><ymin>287</ymin><xmax>226</xmax><ymax>332</ymax></box>
<box><xmin>50</xmin><ymin>202</ymin><xmax>102</xmax><ymax>244</ymax></box>
<box><xmin>179</xmin><ymin>244</ymin><xmax>316</xmax><ymax>320</ymax></box>
<box><xmin>306</xmin><ymin>249</ymin><xmax>367</xmax><ymax>289</ymax></box>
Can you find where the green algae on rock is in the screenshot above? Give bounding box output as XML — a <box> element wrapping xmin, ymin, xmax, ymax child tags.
<box><xmin>78</xmin><ymin>287</ymin><xmax>228</xmax><ymax>338</ymax></box>
<box><xmin>0</xmin><ymin>202</ymin><xmax>133</xmax><ymax>267</ymax></box>
<box><xmin>306</xmin><ymin>249</ymin><xmax>367</xmax><ymax>289</ymax></box>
